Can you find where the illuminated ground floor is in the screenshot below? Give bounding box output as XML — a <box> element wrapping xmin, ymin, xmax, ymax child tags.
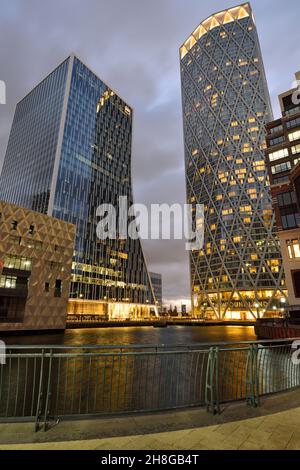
<box><xmin>67</xmin><ymin>299</ymin><xmax>158</xmax><ymax>321</ymax></box>
<box><xmin>192</xmin><ymin>289</ymin><xmax>288</xmax><ymax>320</ymax></box>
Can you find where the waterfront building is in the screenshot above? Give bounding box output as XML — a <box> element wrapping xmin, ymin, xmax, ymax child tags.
<box><xmin>0</xmin><ymin>200</ymin><xmax>75</xmax><ymax>332</ymax></box>
<box><xmin>180</xmin><ymin>3</ymin><xmax>285</xmax><ymax>320</ymax></box>
<box><xmin>149</xmin><ymin>272</ymin><xmax>163</xmax><ymax>313</ymax></box>
<box><xmin>0</xmin><ymin>55</ymin><xmax>156</xmax><ymax>319</ymax></box>
<box><xmin>266</xmin><ymin>73</ymin><xmax>300</xmax><ymax>310</ymax></box>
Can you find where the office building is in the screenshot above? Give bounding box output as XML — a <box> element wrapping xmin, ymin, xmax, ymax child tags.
<box><xmin>180</xmin><ymin>3</ymin><xmax>285</xmax><ymax>319</ymax></box>
<box><xmin>266</xmin><ymin>73</ymin><xmax>300</xmax><ymax>310</ymax></box>
<box><xmin>0</xmin><ymin>55</ymin><xmax>156</xmax><ymax>319</ymax></box>
<box><xmin>0</xmin><ymin>200</ymin><xmax>75</xmax><ymax>332</ymax></box>
<box><xmin>149</xmin><ymin>272</ymin><xmax>162</xmax><ymax>313</ymax></box>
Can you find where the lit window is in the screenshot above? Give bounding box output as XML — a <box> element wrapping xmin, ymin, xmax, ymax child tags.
<box><xmin>268</xmin><ymin>148</ymin><xmax>289</xmax><ymax>162</ymax></box>
<box><xmin>287</xmin><ymin>240</ymin><xmax>300</xmax><ymax>259</ymax></box>
<box><xmin>271</xmin><ymin>161</ymin><xmax>291</xmax><ymax>175</ymax></box>
<box><xmin>294</xmin><ymin>242</ymin><xmax>300</xmax><ymax>258</ymax></box>
<box><xmin>292</xmin><ymin>144</ymin><xmax>300</xmax><ymax>155</ymax></box>
<box><xmin>289</xmin><ymin>130</ymin><xmax>300</xmax><ymax>142</ymax></box>
<box><xmin>242</xmin><ymin>143</ymin><xmax>252</xmax><ymax>153</ymax></box>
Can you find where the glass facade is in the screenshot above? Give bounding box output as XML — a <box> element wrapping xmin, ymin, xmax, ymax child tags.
<box><xmin>180</xmin><ymin>3</ymin><xmax>285</xmax><ymax>319</ymax></box>
<box><xmin>0</xmin><ymin>57</ymin><xmax>70</xmax><ymax>213</ymax></box>
<box><xmin>0</xmin><ymin>55</ymin><xmax>155</xmax><ymax>313</ymax></box>
<box><xmin>149</xmin><ymin>272</ymin><xmax>162</xmax><ymax>312</ymax></box>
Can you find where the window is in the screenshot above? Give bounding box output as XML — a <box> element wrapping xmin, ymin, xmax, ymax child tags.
<box><xmin>281</xmin><ymin>213</ymin><xmax>299</xmax><ymax>229</ymax></box>
<box><xmin>0</xmin><ymin>276</ymin><xmax>17</xmax><ymax>289</ymax></box>
<box><xmin>287</xmin><ymin>240</ymin><xmax>300</xmax><ymax>259</ymax></box>
<box><xmin>54</xmin><ymin>279</ymin><xmax>62</xmax><ymax>298</ymax></box>
<box><xmin>269</xmin><ymin>136</ymin><xmax>285</xmax><ymax>147</ymax></box>
<box><xmin>273</xmin><ymin>176</ymin><xmax>290</xmax><ymax>185</ymax></box>
<box><xmin>277</xmin><ymin>192</ymin><xmax>297</xmax><ymax>207</ymax></box>
<box><xmin>4</xmin><ymin>255</ymin><xmax>32</xmax><ymax>271</ymax></box>
<box><xmin>288</xmin><ymin>130</ymin><xmax>300</xmax><ymax>142</ymax></box>
<box><xmin>271</xmin><ymin>161</ymin><xmax>291</xmax><ymax>174</ymax></box>
<box><xmin>11</xmin><ymin>220</ymin><xmax>18</xmax><ymax>230</ymax></box>
<box><xmin>286</xmin><ymin>117</ymin><xmax>300</xmax><ymax>129</ymax></box>
<box><xmin>45</xmin><ymin>282</ymin><xmax>50</xmax><ymax>293</ymax></box>
<box><xmin>26</xmin><ymin>240</ymin><xmax>43</xmax><ymax>250</ymax></box>
<box><xmin>269</xmin><ymin>124</ymin><xmax>283</xmax><ymax>135</ymax></box>
<box><xmin>29</xmin><ymin>225</ymin><xmax>35</xmax><ymax>235</ymax></box>
<box><xmin>292</xmin><ymin>144</ymin><xmax>300</xmax><ymax>155</ymax></box>
<box><xmin>285</xmin><ymin>106</ymin><xmax>300</xmax><ymax>117</ymax></box>
<box><xmin>268</xmin><ymin>148</ymin><xmax>289</xmax><ymax>162</ymax></box>
<box><xmin>292</xmin><ymin>271</ymin><xmax>300</xmax><ymax>298</ymax></box>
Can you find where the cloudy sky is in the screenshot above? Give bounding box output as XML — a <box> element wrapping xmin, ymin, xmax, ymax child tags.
<box><xmin>0</xmin><ymin>0</ymin><xmax>299</xmax><ymax>308</ymax></box>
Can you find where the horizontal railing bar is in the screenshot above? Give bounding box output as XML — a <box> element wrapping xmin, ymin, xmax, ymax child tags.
<box><xmin>4</xmin><ymin>350</ymin><xmax>210</xmax><ymax>359</ymax></box>
<box><xmin>3</xmin><ymin>337</ymin><xmax>300</xmax><ymax>351</ymax></box>
<box><xmin>3</xmin><ymin>345</ymin><xmax>297</xmax><ymax>359</ymax></box>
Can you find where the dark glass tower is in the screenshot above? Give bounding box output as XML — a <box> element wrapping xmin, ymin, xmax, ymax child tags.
<box><xmin>0</xmin><ymin>55</ymin><xmax>156</xmax><ymax>319</ymax></box>
<box><xmin>180</xmin><ymin>3</ymin><xmax>286</xmax><ymax>320</ymax></box>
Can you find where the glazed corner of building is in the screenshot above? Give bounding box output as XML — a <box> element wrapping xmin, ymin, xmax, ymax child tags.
<box><xmin>69</xmin><ymin>52</ymin><xmax>133</xmax><ymax>113</ymax></box>
<box><xmin>16</xmin><ymin>51</ymin><xmax>133</xmax><ymax>114</ymax></box>
<box><xmin>179</xmin><ymin>2</ymin><xmax>254</xmax><ymax>60</ymax></box>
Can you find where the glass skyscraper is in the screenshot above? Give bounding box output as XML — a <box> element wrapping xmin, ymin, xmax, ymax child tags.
<box><xmin>0</xmin><ymin>54</ymin><xmax>156</xmax><ymax>319</ymax></box>
<box><xmin>180</xmin><ymin>3</ymin><xmax>286</xmax><ymax>320</ymax></box>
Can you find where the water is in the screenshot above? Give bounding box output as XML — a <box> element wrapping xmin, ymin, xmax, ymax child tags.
<box><xmin>2</xmin><ymin>325</ymin><xmax>257</xmax><ymax>346</ymax></box>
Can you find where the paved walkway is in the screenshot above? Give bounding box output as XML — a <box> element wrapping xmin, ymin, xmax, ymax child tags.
<box><xmin>1</xmin><ymin>391</ymin><xmax>300</xmax><ymax>450</ymax></box>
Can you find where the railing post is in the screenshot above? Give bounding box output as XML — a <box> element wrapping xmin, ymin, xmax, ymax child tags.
<box><xmin>43</xmin><ymin>349</ymin><xmax>54</xmax><ymax>431</ymax></box>
<box><xmin>205</xmin><ymin>346</ymin><xmax>220</xmax><ymax>414</ymax></box>
<box><xmin>34</xmin><ymin>349</ymin><xmax>45</xmax><ymax>432</ymax></box>
<box><xmin>246</xmin><ymin>344</ymin><xmax>260</xmax><ymax>408</ymax></box>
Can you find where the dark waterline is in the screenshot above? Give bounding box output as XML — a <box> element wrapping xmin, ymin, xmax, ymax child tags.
<box><xmin>2</xmin><ymin>325</ymin><xmax>257</xmax><ymax>346</ymax></box>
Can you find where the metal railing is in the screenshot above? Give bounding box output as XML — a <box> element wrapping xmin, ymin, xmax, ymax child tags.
<box><xmin>0</xmin><ymin>339</ymin><xmax>300</xmax><ymax>430</ymax></box>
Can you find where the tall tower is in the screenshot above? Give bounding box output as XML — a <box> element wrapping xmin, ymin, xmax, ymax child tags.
<box><xmin>0</xmin><ymin>54</ymin><xmax>156</xmax><ymax>319</ymax></box>
<box><xmin>180</xmin><ymin>3</ymin><xmax>286</xmax><ymax>320</ymax></box>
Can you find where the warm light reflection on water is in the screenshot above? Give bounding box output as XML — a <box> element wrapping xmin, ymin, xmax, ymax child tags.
<box><xmin>2</xmin><ymin>325</ymin><xmax>257</xmax><ymax>346</ymax></box>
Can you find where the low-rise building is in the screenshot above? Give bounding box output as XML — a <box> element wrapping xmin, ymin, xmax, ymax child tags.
<box><xmin>266</xmin><ymin>72</ymin><xmax>300</xmax><ymax>311</ymax></box>
<box><xmin>0</xmin><ymin>201</ymin><xmax>76</xmax><ymax>332</ymax></box>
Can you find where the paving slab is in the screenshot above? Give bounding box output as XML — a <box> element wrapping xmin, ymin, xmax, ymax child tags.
<box><xmin>1</xmin><ymin>390</ymin><xmax>300</xmax><ymax>450</ymax></box>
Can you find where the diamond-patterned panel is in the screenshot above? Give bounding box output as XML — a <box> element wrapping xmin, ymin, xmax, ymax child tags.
<box><xmin>0</xmin><ymin>200</ymin><xmax>76</xmax><ymax>331</ymax></box>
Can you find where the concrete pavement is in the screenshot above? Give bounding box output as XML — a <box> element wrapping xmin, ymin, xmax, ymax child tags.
<box><xmin>1</xmin><ymin>390</ymin><xmax>300</xmax><ymax>450</ymax></box>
